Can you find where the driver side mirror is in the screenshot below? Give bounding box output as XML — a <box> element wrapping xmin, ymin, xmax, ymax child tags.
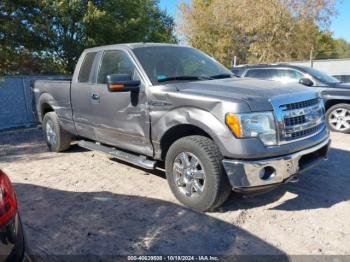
<box><xmin>106</xmin><ymin>74</ymin><xmax>140</xmax><ymax>92</ymax></box>
<box><xmin>299</xmin><ymin>78</ymin><xmax>314</xmax><ymax>87</ymax></box>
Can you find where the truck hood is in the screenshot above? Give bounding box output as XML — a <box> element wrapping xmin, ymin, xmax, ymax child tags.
<box><xmin>173</xmin><ymin>78</ymin><xmax>316</xmax><ymax>111</ymax></box>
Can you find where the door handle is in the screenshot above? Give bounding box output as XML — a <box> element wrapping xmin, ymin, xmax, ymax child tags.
<box><xmin>91</xmin><ymin>93</ymin><xmax>100</xmax><ymax>100</ymax></box>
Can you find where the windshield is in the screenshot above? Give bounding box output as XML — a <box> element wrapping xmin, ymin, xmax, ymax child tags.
<box><xmin>303</xmin><ymin>67</ymin><xmax>340</xmax><ymax>84</ymax></box>
<box><xmin>132</xmin><ymin>46</ymin><xmax>233</xmax><ymax>84</ymax></box>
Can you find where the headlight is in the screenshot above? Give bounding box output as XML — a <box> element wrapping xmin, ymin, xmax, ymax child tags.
<box><xmin>225</xmin><ymin>112</ymin><xmax>277</xmax><ymax>146</ymax></box>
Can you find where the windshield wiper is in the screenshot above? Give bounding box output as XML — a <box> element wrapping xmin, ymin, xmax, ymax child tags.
<box><xmin>209</xmin><ymin>73</ymin><xmax>234</xmax><ymax>79</ymax></box>
<box><xmin>157</xmin><ymin>74</ymin><xmax>234</xmax><ymax>83</ymax></box>
<box><xmin>157</xmin><ymin>76</ymin><xmax>213</xmax><ymax>83</ymax></box>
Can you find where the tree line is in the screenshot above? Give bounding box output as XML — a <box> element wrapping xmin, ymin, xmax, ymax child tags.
<box><xmin>178</xmin><ymin>0</ymin><xmax>350</xmax><ymax>67</ymax></box>
<box><xmin>0</xmin><ymin>0</ymin><xmax>176</xmax><ymax>75</ymax></box>
<box><xmin>1</xmin><ymin>0</ymin><xmax>349</xmax><ymax>75</ymax></box>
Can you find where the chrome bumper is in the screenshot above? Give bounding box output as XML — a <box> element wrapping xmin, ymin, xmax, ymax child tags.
<box><xmin>222</xmin><ymin>138</ymin><xmax>330</xmax><ymax>190</ymax></box>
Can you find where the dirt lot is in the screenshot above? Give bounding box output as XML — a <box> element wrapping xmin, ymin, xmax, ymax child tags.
<box><xmin>0</xmin><ymin>128</ymin><xmax>349</xmax><ymax>258</ymax></box>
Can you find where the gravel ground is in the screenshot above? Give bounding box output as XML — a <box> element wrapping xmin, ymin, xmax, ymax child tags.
<box><xmin>0</xmin><ymin>128</ymin><xmax>349</xmax><ymax>259</ymax></box>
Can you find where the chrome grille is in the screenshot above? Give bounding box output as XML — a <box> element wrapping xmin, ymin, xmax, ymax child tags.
<box><xmin>284</xmin><ymin>115</ymin><xmax>306</xmax><ymax>126</ymax></box>
<box><xmin>284</xmin><ymin>124</ymin><xmax>323</xmax><ymax>141</ymax></box>
<box><xmin>282</xmin><ymin>98</ymin><xmax>319</xmax><ymax>111</ymax></box>
<box><xmin>271</xmin><ymin>95</ymin><xmax>326</xmax><ymax>144</ymax></box>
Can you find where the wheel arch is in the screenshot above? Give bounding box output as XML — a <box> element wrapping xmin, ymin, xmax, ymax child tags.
<box><xmin>324</xmin><ymin>99</ymin><xmax>350</xmax><ymax>111</ymax></box>
<box><xmin>41</xmin><ymin>102</ymin><xmax>54</xmax><ymax>121</ymax></box>
<box><xmin>152</xmin><ymin>107</ymin><xmax>232</xmax><ymax>160</ymax></box>
<box><xmin>159</xmin><ymin>124</ymin><xmax>212</xmax><ymax>160</ymax></box>
<box><xmin>37</xmin><ymin>93</ymin><xmax>56</xmax><ymax>122</ymax></box>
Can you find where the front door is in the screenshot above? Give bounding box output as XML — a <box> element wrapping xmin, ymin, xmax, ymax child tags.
<box><xmin>90</xmin><ymin>49</ymin><xmax>152</xmax><ymax>156</ymax></box>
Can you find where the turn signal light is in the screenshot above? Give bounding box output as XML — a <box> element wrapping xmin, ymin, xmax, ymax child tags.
<box><xmin>225</xmin><ymin>113</ymin><xmax>241</xmax><ymax>137</ymax></box>
<box><xmin>109</xmin><ymin>84</ymin><xmax>125</xmax><ymax>89</ymax></box>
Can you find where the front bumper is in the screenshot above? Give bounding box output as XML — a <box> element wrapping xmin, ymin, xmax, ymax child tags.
<box><xmin>222</xmin><ymin>138</ymin><xmax>330</xmax><ymax>192</ymax></box>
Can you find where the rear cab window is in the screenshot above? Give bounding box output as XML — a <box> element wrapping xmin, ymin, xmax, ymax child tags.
<box><xmin>78</xmin><ymin>52</ymin><xmax>97</xmax><ymax>83</ymax></box>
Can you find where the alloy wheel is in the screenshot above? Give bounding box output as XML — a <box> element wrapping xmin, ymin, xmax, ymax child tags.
<box><xmin>46</xmin><ymin>120</ymin><xmax>57</xmax><ymax>145</ymax></box>
<box><xmin>172</xmin><ymin>152</ymin><xmax>206</xmax><ymax>198</ymax></box>
<box><xmin>329</xmin><ymin>108</ymin><xmax>350</xmax><ymax>131</ymax></box>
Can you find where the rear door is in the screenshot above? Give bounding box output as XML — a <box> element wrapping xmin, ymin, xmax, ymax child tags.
<box><xmin>71</xmin><ymin>52</ymin><xmax>100</xmax><ymax>140</ymax></box>
<box><xmin>90</xmin><ymin>49</ymin><xmax>152</xmax><ymax>156</ymax></box>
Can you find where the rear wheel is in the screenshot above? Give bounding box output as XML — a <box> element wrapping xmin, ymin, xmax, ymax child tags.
<box><xmin>165</xmin><ymin>135</ymin><xmax>231</xmax><ymax>212</ymax></box>
<box><xmin>42</xmin><ymin>112</ymin><xmax>71</xmax><ymax>152</ymax></box>
<box><xmin>326</xmin><ymin>104</ymin><xmax>350</xmax><ymax>133</ymax></box>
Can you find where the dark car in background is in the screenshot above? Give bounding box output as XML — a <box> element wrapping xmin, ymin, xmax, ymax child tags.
<box><xmin>0</xmin><ymin>169</ymin><xmax>32</xmax><ymax>261</ymax></box>
<box><xmin>233</xmin><ymin>64</ymin><xmax>350</xmax><ymax>133</ymax></box>
<box><xmin>333</xmin><ymin>74</ymin><xmax>350</xmax><ymax>83</ymax></box>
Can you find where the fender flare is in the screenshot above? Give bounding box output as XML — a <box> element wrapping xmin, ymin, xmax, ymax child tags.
<box><xmin>152</xmin><ymin>107</ymin><xmax>233</xmax><ymax>159</ymax></box>
<box><xmin>36</xmin><ymin>93</ymin><xmax>57</xmax><ymax>122</ymax></box>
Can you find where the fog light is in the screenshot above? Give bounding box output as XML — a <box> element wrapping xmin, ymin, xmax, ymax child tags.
<box><xmin>259</xmin><ymin>166</ymin><xmax>276</xmax><ymax>181</ymax></box>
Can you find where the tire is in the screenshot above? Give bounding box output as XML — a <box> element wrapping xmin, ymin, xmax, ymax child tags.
<box><xmin>326</xmin><ymin>103</ymin><xmax>350</xmax><ymax>133</ymax></box>
<box><xmin>165</xmin><ymin>135</ymin><xmax>231</xmax><ymax>212</ymax></box>
<box><xmin>42</xmin><ymin>112</ymin><xmax>71</xmax><ymax>152</ymax></box>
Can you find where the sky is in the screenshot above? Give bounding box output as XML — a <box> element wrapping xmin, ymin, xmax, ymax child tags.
<box><xmin>331</xmin><ymin>0</ymin><xmax>350</xmax><ymax>41</ymax></box>
<box><xmin>159</xmin><ymin>0</ymin><xmax>350</xmax><ymax>42</ymax></box>
<box><xmin>159</xmin><ymin>0</ymin><xmax>188</xmax><ymax>18</ymax></box>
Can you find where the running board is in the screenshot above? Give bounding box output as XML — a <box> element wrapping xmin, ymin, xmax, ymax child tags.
<box><xmin>78</xmin><ymin>140</ymin><xmax>156</xmax><ymax>170</ymax></box>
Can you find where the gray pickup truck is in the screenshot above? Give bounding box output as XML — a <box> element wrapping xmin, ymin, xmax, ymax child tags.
<box><xmin>34</xmin><ymin>43</ymin><xmax>330</xmax><ymax>211</ymax></box>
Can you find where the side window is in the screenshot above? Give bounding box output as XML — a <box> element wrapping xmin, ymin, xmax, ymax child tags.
<box><xmin>245</xmin><ymin>69</ymin><xmax>272</xmax><ymax>79</ymax></box>
<box><xmin>78</xmin><ymin>52</ymin><xmax>97</xmax><ymax>83</ymax></box>
<box><xmin>97</xmin><ymin>50</ymin><xmax>137</xmax><ymax>84</ymax></box>
<box><xmin>291</xmin><ymin>70</ymin><xmax>304</xmax><ymax>79</ymax></box>
<box><xmin>273</xmin><ymin>69</ymin><xmax>304</xmax><ymax>82</ymax></box>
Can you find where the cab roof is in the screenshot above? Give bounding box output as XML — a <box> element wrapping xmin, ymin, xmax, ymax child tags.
<box><xmin>84</xmin><ymin>43</ymin><xmax>190</xmax><ymax>52</ymax></box>
<box><xmin>234</xmin><ymin>63</ymin><xmax>310</xmax><ymax>71</ymax></box>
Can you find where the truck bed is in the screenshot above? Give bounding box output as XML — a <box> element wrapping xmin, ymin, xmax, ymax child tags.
<box><xmin>33</xmin><ymin>79</ymin><xmax>75</xmax><ymax>134</ymax></box>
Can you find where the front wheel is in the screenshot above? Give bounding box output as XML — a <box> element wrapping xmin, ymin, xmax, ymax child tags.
<box><xmin>42</xmin><ymin>112</ymin><xmax>71</xmax><ymax>152</ymax></box>
<box><xmin>326</xmin><ymin>104</ymin><xmax>350</xmax><ymax>133</ymax></box>
<box><xmin>165</xmin><ymin>135</ymin><xmax>231</xmax><ymax>212</ymax></box>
